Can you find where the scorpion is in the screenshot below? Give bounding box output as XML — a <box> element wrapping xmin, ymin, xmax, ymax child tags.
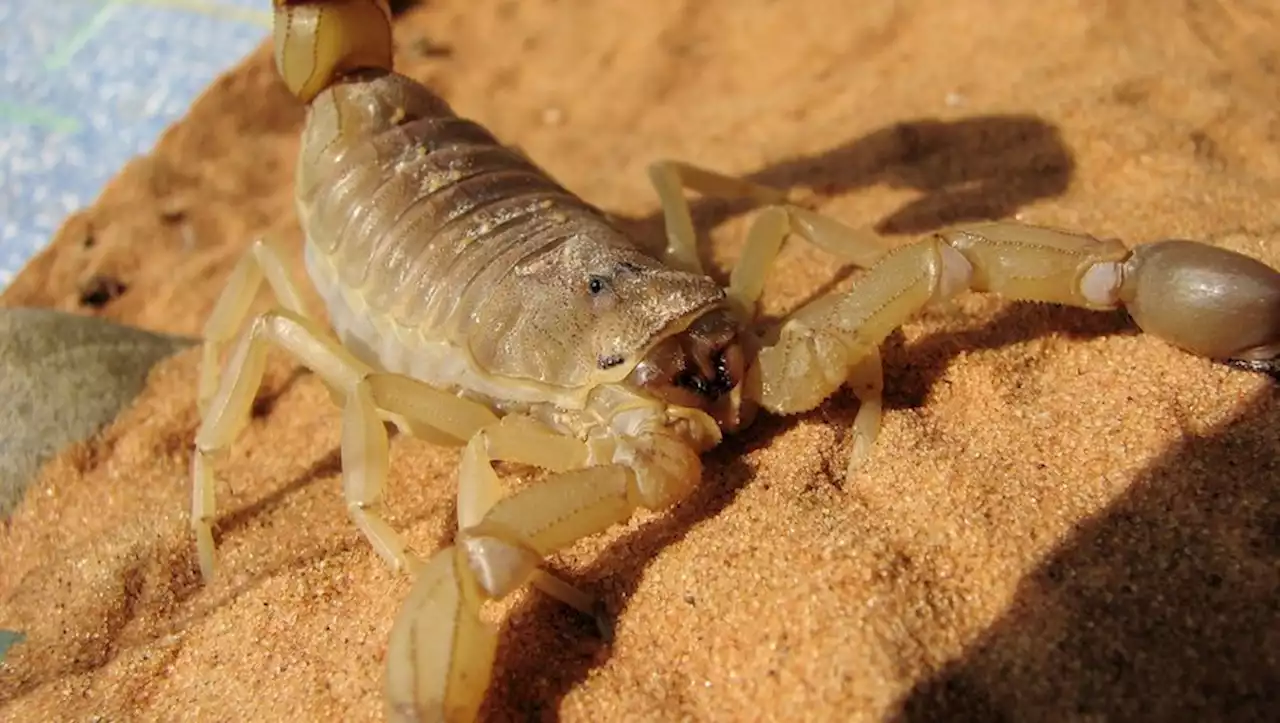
<box><xmin>189</xmin><ymin>1</ymin><xmax>1280</xmax><ymax>720</ymax></box>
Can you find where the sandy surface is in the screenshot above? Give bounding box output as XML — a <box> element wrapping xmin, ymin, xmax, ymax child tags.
<box><xmin>2</xmin><ymin>0</ymin><xmax>1279</xmax><ymax>720</ymax></box>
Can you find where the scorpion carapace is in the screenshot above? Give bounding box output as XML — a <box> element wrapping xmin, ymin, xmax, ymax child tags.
<box><xmin>296</xmin><ymin>67</ymin><xmax>734</xmax><ymax>394</ymax></box>
<box><xmin>189</xmin><ymin>1</ymin><xmax>1280</xmax><ymax>721</ymax></box>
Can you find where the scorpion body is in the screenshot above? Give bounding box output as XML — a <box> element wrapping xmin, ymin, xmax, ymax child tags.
<box><xmin>300</xmin><ymin>72</ymin><xmax>724</xmax><ymax>414</ymax></box>
<box><xmin>190</xmin><ymin>1</ymin><xmax>1280</xmax><ymax>721</ymax></box>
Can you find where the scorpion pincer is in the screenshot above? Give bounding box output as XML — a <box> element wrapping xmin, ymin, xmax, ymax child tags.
<box><xmin>188</xmin><ymin>1</ymin><xmax>1280</xmax><ymax>720</ymax></box>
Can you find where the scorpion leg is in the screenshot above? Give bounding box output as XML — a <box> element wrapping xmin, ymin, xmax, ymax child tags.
<box><xmin>647</xmin><ymin>159</ymin><xmax>890</xmax><ymax>277</ymax></box>
<box><xmin>648</xmin><ymin>159</ymin><xmax>788</xmax><ymax>274</ymax></box>
<box><xmin>198</xmin><ymin>237</ymin><xmax>313</xmax><ymax>414</ymax></box>
<box><xmin>750</xmin><ymin>221</ymin><xmax>1280</xmax><ymax>476</ymax></box>
<box><xmin>387</xmin><ymin>417</ymin><xmax>701</xmax><ymax>722</ymax></box>
<box><xmin>845</xmin><ymin>346</ymin><xmax>884</xmax><ymax>474</ymax></box>
<box><xmin>192</xmin><ymin>310</ymin><xmax>499</xmax><ymax>581</ymax></box>
<box><xmin>451</xmin><ymin>414</ymin><xmax>613</xmax><ymax>628</ymax></box>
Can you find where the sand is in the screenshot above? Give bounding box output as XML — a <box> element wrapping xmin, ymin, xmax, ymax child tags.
<box><xmin>2</xmin><ymin>0</ymin><xmax>1278</xmax><ymax>720</ymax></box>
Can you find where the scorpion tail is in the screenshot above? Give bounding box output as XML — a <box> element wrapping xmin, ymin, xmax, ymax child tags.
<box><xmin>272</xmin><ymin>0</ymin><xmax>395</xmax><ymax>103</ymax></box>
<box><xmin>385</xmin><ymin>546</ymin><xmax>498</xmax><ymax>723</ymax></box>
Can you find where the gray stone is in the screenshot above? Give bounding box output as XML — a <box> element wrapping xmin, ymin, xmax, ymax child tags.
<box><xmin>0</xmin><ymin>309</ymin><xmax>194</xmax><ymax>519</ymax></box>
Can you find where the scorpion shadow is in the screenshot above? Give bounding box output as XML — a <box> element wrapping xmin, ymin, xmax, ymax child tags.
<box><xmin>486</xmin><ymin>114</ymin><xmax>1089</xmax><ymax>719</ymax></box>
<box><xmin>893</xmin><ymin>385</ymin><xmax>1280</xmax><ymax>722</ymax></box>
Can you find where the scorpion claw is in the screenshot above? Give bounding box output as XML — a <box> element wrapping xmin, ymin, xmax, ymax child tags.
<box><xmin>1119</xmin><ymin>239</ymin><xmax>1280</xmax><ymax>363</ymax></box>
<box><xmin>385</xmin><ymin>546</ymin><xmax>497</xmax><ymax>723</ymax></box>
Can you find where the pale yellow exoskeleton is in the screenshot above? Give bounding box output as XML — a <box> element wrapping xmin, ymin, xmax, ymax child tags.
<box><xmin>189</xmin><ymin>1</ymin><xmax>1280</xmax><ymax>720</ymax></box>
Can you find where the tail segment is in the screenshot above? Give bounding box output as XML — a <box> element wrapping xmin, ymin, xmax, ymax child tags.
<box><xmin>272</xmin><ymin>0</ymin><xmax>395</xmax><ymax>103</ymax></box>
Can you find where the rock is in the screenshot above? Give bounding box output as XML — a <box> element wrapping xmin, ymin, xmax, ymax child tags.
<box><xmin>0</xmin><ymin>309</ymin><xmax>193</xmax><ymax>518</ymax></box>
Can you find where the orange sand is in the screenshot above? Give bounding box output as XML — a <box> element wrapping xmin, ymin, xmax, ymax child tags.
<box><xmin>2</xmin><ymin>1</ymin><xmax>1278</xmax><ymax>720</ymax></box>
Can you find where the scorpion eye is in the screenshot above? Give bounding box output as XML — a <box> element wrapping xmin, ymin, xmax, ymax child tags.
<box><xmin>587</xmin><ymin>275</ymin><xmax>609</xmax><ymax>295</ymax></box>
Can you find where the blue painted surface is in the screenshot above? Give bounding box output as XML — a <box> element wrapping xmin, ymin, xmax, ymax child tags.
<box><xmin>0</xmin><ymin>0</ymin><xmax>269</xmax><ymax>286</ymax></box>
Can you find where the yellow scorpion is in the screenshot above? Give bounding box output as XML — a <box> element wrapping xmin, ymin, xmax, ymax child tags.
<box><xmin>189</xmin><ymin>1</ymin><xmax>1280</xmax><ymax>720</ymax></box>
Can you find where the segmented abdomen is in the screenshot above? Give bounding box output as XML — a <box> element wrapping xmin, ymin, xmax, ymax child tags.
<box><xmin>294</xmin><ymin>71</ymin><xmax>613</xmax><ymax>340</ymax></box>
